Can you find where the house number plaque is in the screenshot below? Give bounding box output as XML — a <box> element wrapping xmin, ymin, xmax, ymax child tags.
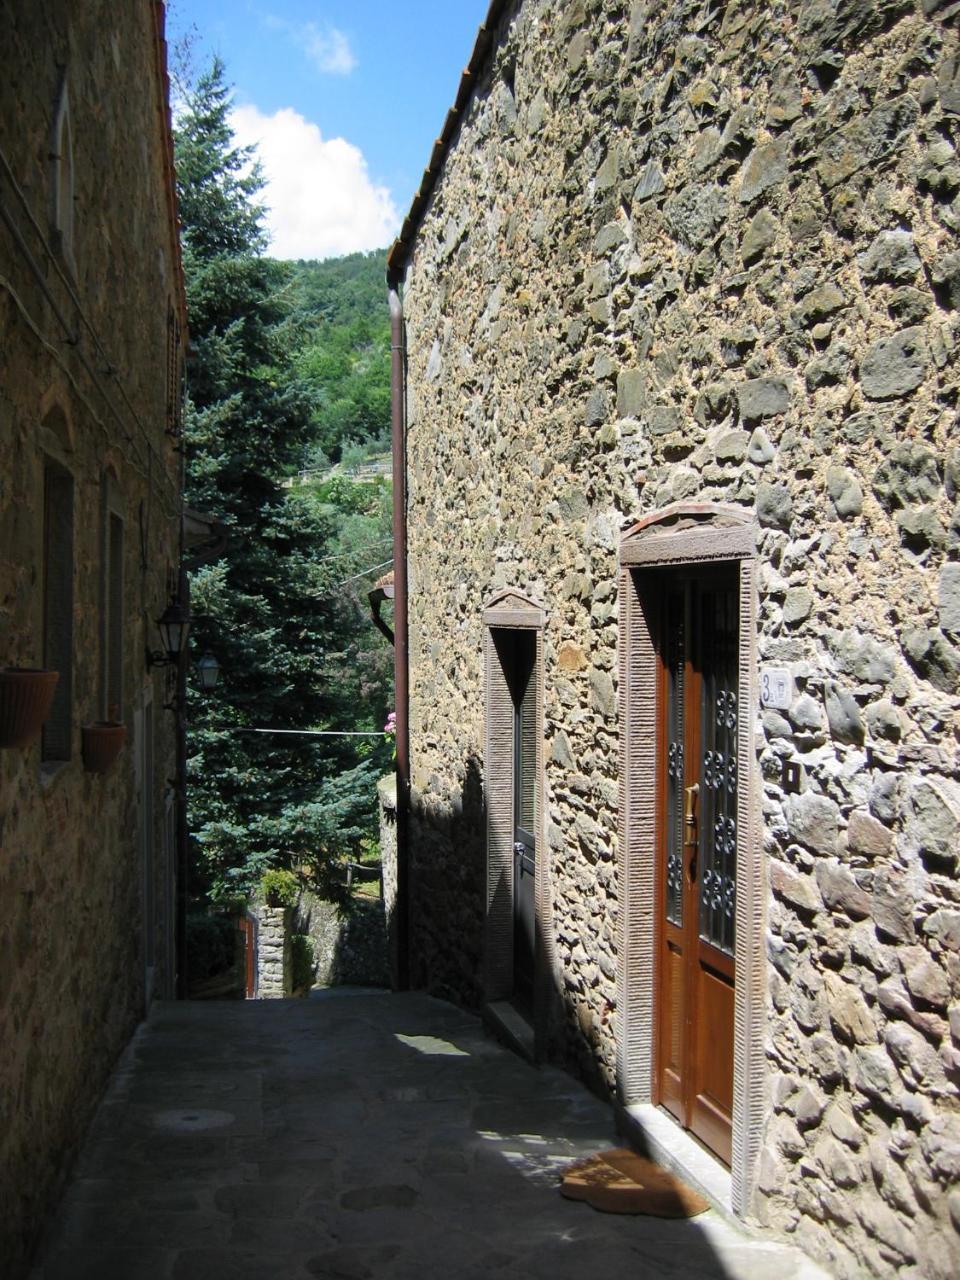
<box><xmin>760</xmin><ymin>667</ymin><xmax>793</xmax><ymax>710</ymax></box>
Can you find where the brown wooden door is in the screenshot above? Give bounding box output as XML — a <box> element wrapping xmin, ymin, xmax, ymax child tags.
<box><xmin>655</xmin><ymin>567</ymin><xmax>738</xmax><ymax>1165</ymax></box>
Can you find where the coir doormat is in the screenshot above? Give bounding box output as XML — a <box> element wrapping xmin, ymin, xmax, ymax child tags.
<box><xmin>560</xmin><ymin>1148</ymin><xmax>710</xmax><ymax>1218</ymax></box>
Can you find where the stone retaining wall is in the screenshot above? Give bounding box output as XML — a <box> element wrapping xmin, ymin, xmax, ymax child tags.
<box><xmin>255</xmin><ymin>907</ymin><xmax>291</xmax><ymax>998</ymax></box>
<box><xmin>397</xmin><ymin>2</ymin><xmax>960</xmax><ymax>1276</ymax></box>
<box><xmin>302</xmin><ymin>894</ymin><xmax>390</xmax><ymax>989</ymax></box>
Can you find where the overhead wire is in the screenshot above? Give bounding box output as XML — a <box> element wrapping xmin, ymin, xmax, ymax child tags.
<box><xmin>0</xmin><ymin>273</ymin><xmax>112</xmax><ymax>439</ymax></box>
<box><xmin>0</xmin><ymin>143</ymin><xmax>182</xmax><ymax>518</ymax></box>
<box><xmin>310</xmin><ymin>539</ymin><xmax>393</xmax><ymax>567</ymax></box>
<box><xmin>0</xmin><ymin>141</ymin><xmax>176</xmax><ymax>467</ymax></box>
<box><xmin>0</xmin><ymin>269</ymin><xmax>177</xmax><ymax>521</ymax></box>
<box><xmin>318</xmin><ymin>558</ymin><xmax>394</xmax><ymax>596</ymax></box>
<box><xmin>230</xmin><ymin>728</ymin><xmax>387</xmax><ymax>737</ymax></box>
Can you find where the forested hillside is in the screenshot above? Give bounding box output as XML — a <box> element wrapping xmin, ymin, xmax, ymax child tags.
<box><xmin>286</xmin><ymin>252</ymin><xmax>391</xmax><ymax>469</ymax></box>
<box><xmin>174</xmin><ymin>60</ymin><xmax>393</xmax><ymax>908</ymax></box>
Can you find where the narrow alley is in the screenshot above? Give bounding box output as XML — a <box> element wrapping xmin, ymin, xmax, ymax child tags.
<box><xmin>30</xmin><ymin>991</ymin><xmax>829</xmax><ymax>1280</ymax></box>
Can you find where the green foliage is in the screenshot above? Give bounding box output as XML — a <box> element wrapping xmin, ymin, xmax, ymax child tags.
<box><xmin>174</xmin><ymin>57</ymin><xmax>267</xmax><ymax>260</ymax></box>
<box><xmin>309</xmin><ymin>473</ymin><xmax>391</xmax><ymax>515</ymax></box>
<box><xmin>290</xmin><ymin>933</ymin><xmax>316</xmax><ymax>994</ymax></box>
<box><xmin>287</xmin><ymin>250</ymin><xmax>389</xmax><ymax>328</ymax></box>
<box><xmin>260</xmin><ymin>868</ymin><xmax>299</xmax><ymax>908</ymax></box>
<box><xmin>175</xmin><ymin>59</ymin><xmax>394</xmax><ymax>907</ymax></box>
<box><xmin>286</xmin><ymin>253</ymin><xmax>391</xmax><ymax>464</ymax></box>
<box><xmin>185</xmin><ymin>911</ymin><xmax>236</xmax><ymax>981</ymax></box>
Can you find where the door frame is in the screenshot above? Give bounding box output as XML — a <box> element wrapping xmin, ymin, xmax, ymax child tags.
<box><xmin>509</xmin><ymin>626</ymin><xmax>538</xmax><ymax>1017</ymax></box>
<box><xmin>617</xmin><ymin>503</ymin><xmax>765</xmax><ymax>1217</ymax></box>
<box><xmin>653</xmin><ymin>563</ymin><xmax>739</xmax><ymax>1165</ymax></box>
<box><xmin>481</xmin><ymin>589</ymin><xmax>555</xmax><ymax>1055</ymax></box>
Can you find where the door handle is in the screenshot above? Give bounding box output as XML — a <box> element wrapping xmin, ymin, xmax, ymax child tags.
<box><xmin>514</xmin><ymin>842</ymin><xmax>526</xmax><ymax>877</ymax></box>
<box><xmin>683</xmin><ymin>783</ymin><xmax>699</xmax><ymax>879</ymax></box>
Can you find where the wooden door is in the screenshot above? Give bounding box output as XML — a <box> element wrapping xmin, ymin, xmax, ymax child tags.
<box><xmin>243</xmin><ymin>915</ymin><xmax>257</xmax><ymax>999</ymax></box>
<box><xmin>508</xmin><ymin>630</ymin><xmax>536</xmax><ymax>1015</ymax></box>
<box><xmin>655</xmin><ymin>567</ymin><xmax>738</xmax><ymax>1165</ymax></box>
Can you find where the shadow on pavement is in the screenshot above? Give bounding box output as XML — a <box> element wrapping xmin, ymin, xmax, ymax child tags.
<box><xmin>26</xmin><ymin>992</ymin><xmax>766</xmax><ymax>1280</ymax></box>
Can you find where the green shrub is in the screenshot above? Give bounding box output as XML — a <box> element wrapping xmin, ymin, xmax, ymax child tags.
<box><xmin>186</xmin><ymin>911</ymin><xmax>236</xmax><ymax>981</ymax></box>
<box><xmin>260</xmin><ymin>868</ymin><xmax>300</xmax><ymax>908</ymax></box>
<box><xmin>291</xmin><ymin>934</ymin><xmax>315</xmax><ymax>994</ymax></box>
<box><xmin>217</xmin><ymin>893</ymin><xmax>249</xmax><ymax>917</ymax></box>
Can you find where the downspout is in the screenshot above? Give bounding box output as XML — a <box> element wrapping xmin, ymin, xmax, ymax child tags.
<box><xmin>175</xmin><ymin>356</ymin><xmax>190</xmax><ymax>1001</ymax></box>
<box><xmin>174</xmin><ymin>566</ymin><xmax>189</xmax><ymax>1000</ymax></box>
<box><xmin>388</xmin><ymin>277</ymin><xmax>410</xmax><ymax>990</ymax></box>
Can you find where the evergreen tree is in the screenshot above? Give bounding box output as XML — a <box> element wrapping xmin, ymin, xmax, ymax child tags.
<box><xmin>175</xmin><ymin>60</ymin><xmax>391</xmax><ymax>903</ymax></box>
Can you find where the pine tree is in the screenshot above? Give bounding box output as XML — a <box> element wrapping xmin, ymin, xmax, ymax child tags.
<box><xmin>175</xmin><ymin>61</ymin><xmax>390</xmax><ymax>903</ymax></box>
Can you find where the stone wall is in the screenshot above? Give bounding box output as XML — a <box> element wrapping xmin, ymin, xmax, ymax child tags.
<box><xmin>255</xmin><ymin>906</ymin><xmax>292</xmax><ymax>997</ymax></box>
<box><xmin>302</xmin><ymin>894</ymin><xmax>390</xmax><ymax>989</ymax></box>
<box><xmin>407</xmin><ymin>751</ymin><xmax>487</xmax><ymax>1004</ymax></box>
<box><xmin>0</xmin><ymin>3</ymin><xmax>183</xmax><ymax>1274</ymax></box>
<box><xmin>378</xmin><ymin>774</ymin><xmax>401</xmax><ymax>987</ymax></box>
<box><xmin>397</xmin><ymin>1</ymin><xmax>960</xmax><ymax>1276</ymax></box>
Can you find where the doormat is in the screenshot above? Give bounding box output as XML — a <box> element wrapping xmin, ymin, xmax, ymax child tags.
<box><xmin>560</xmin><ymin>1148</ymin><xmax>710</xmax><ymax>1218</ymax></box>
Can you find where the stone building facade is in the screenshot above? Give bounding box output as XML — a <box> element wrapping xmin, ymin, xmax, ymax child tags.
<box><xmin>388</xmin><ymin>1</ymin><xmax>960</xmax><ymax>1276</ymax></box>
<box><xmin>0</xmin><ymin>3</ymin><xmax>185</xmax><ymax>1273</ymax></box>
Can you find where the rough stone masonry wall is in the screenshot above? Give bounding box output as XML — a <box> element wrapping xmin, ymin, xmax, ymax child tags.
<box><xmin>400</xmin><ymin>1</ymin><xmax>960</xmax><ymax>1276</ymax></box>
<box><xmin>379</xmin><ymin>774</ymin><xmax>401</xmax><ymax>986</ymax></box>
<box><xmin>302</xmin><ymin>895</ymin><xmax>390</xmax><ymax>989</ymax></box>
<box><xmin>255</xmin><ymin>907</ymin><xmax>292</xmax><ymax>997</ymax></box>
<box><xmin>0</xmin><ymin>3</ymin><xmax>182</xmax><ymax>1274</ymax></box>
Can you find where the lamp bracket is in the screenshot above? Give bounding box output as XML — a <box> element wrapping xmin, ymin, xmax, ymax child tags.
<box><xmin>146</xmin><ymin>648</ymin><xmax>177</xmax><ymax>670</ymax></box>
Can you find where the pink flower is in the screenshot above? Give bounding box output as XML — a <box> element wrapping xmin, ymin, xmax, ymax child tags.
<box><xmin>384</xmin><ymin>711</ymin><xmax>396</xmax><ymax>735</ymax></box>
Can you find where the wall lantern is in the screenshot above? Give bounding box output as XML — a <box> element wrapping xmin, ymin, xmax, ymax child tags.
<box><xmin>147</xmin><ymin>598</ymin><xmax>191</xmax><ymax>668</ymax></box>
<box><xmin>195</xmin><ymin>651</ymin><xmax>220</xmax><ymax>691</ymax></box>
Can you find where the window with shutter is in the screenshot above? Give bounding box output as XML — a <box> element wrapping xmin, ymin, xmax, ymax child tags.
<box><xmin>50</xmin><ymin>71</ymin><xmax>75</xmax><ymax>266</ymax></box>
<box><xmin>166</xmin><ymin>303</ymin><xmax>184</xmax><ymax>438</ymax></box>
<box><xmin>101</xmin><ymin>473</ymin><xmax>124</xmax><ymax>719</ymax></box>
<box><xmin>42</xmin><ymin>460</ymin><xmax>74</xmax><ymax>763</ymax></box>
<box><xmin>481</xmin><ymin>590</ymin><xmax>548</xmax><ymax>1042</ymax></box>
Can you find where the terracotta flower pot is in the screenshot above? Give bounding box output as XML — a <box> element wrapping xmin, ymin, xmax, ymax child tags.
<box><xmin>0</xmin><ymin>668</ymin><xmax>59</xmax><ymax>749</ymax></box>
<box><xmin>81</xmin><ymin>721</ymin><xmax>126</xmax><ymax>774</ymax></box>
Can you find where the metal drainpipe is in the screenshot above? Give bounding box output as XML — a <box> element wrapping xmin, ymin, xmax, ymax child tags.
<box><xmin>174</xmin><ymin>567</ymin><xmax>190</xmax><ymax>999</ymax></box>
<box><xmin>176</xmin><ymin>340</ymin><xmax>190</xmax><ymax>1000</ymax></box>
<box><xmin>388</xmin><ymin>279</ymin><xmax>410</xmax><ymax>990</ymax></box>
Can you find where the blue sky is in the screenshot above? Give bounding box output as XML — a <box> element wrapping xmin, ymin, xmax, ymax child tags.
<box><xmin>166</xmin><ymin>0</ymin><xmax>490</xmax><ymax>259</ymax></box>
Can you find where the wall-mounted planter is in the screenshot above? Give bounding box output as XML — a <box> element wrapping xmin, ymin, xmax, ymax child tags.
<box><xmin>81</xmin><ymin>721</ymin><xmax>125</xmax><ymax>774</ymax></box>
<box><xmin>0</xmin><ymin>668</ymin><xmax>59</xmax><ymax>748</ymax></box>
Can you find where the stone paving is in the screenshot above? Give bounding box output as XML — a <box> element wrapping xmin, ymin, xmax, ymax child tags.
<box><xmin>30</xmin><ymin>991</ymin><xmax>833</xmax><ymax>1280</ymax></box>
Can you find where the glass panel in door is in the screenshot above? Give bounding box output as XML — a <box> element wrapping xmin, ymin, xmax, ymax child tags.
<box><xmin>655</xmin><ymin>566</ymin><xmax>738</xmax><ymax>1166</ymax></box>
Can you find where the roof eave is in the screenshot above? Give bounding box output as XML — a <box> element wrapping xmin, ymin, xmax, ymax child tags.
<box><xmin>151</xmin><ymin>1</ymin><xmax>188</xmax><ymax>332</ymax></box>
<box><xmin>386</xmin><ymin>0</ymin><xmax>512</xmax><ymax>286</ymax></box>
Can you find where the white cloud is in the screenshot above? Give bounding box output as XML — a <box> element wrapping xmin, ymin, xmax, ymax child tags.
<box><xmin>302</xmin><ymin>23</ymin><xmax>356</xmax><ymax>76</ymax></box>
<box><xmin>260</xmin><ymin>12</ymin><xmax>357</xmax><ymax>76</ymax></box>
<box><xmin>230</xmin><ymin>104</ymin><xmax>400</xmax><ymax>260</ymax></box>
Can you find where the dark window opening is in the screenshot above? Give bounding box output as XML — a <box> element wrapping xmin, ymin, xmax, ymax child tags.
<box><xmin>50</xmin><ymin>72</ymin><xmax>75</xmax><ymax>264</ymax></box>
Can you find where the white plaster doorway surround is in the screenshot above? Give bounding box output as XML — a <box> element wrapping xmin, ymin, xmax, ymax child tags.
<box><xmin>617</xmin><ymin>502</ymin><xmax>765</xmax><ymax>1218</ymax></box>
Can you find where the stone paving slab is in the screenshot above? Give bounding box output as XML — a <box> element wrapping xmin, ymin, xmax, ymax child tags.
<box><xmin>30</xmin><ymin>991</ymin><xmax>833</xmax><ymax>1280</ymax></box>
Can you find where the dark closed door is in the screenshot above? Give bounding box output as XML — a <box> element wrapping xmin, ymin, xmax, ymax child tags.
<box><xmin>509</xmin><ymin>630</ymin><xmax>537</xmax><ymax>1015</ymax></box>
<box><xmin>655</xmin><ymin>567</ymin><xmax>738</xmax><ymax>1165</ymax></box>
